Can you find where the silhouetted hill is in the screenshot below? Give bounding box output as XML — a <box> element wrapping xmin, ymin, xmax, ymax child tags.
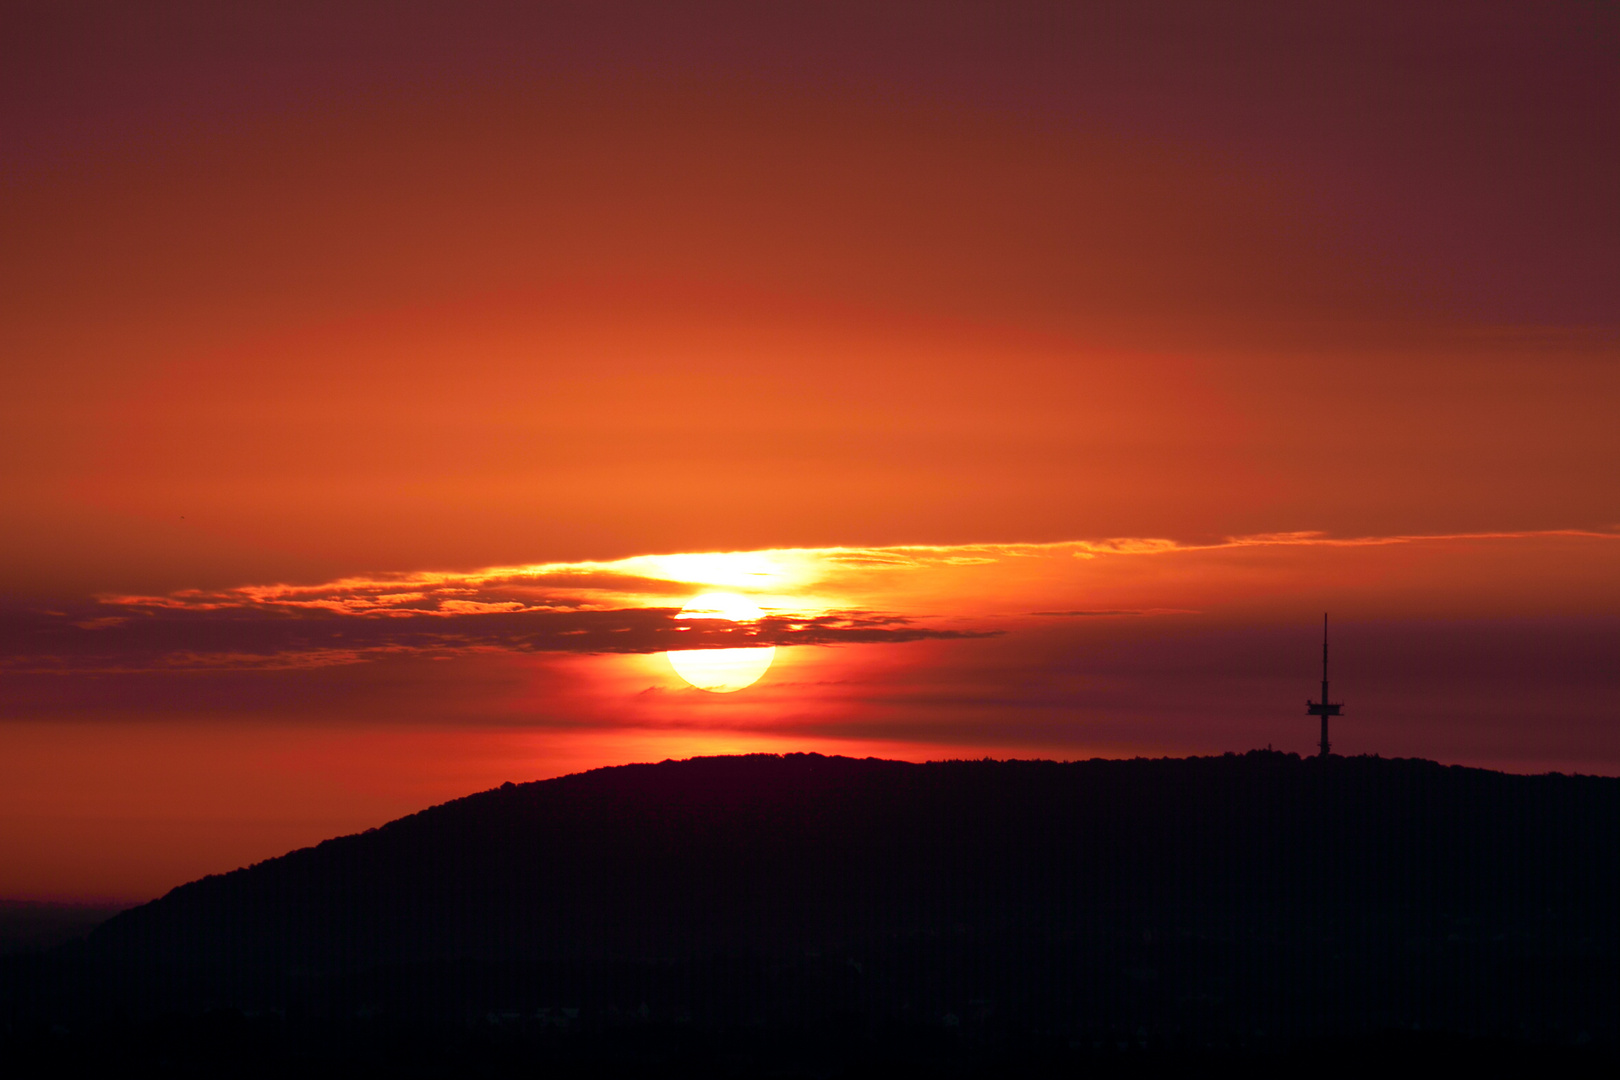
<box><xmin>5</xmin><ymin>752</ymin><xmax>1616</xmax><ymax>1073</ymax></box>
<box><xmin>0</xmin><ymin>902</ymin><xmax>130</xmax><ymax>957</ymax></box>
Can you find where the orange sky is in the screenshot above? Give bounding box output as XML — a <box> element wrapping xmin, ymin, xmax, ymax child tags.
<box><xmin>1</xmin><ymin>2</ymin><xmax>1616</xmax><ymax>899</ymax></box>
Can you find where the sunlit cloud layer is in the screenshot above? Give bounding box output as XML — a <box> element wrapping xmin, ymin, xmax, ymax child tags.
<box><xmin>5</xmin><ymin>529</ymin><xmax>1611</xmax><ymax>675</ymax></box>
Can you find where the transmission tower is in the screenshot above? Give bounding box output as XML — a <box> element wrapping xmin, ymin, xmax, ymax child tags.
<box><xmin>1306</xmin><ymin>614</ymin><xmax>1343</xmax><ymax>757</ymax></box>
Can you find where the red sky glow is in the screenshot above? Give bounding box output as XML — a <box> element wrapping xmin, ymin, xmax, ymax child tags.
<box><xmin>2</xmin><ymin>1</ymin><xmax>1616</xmax><ymax>900</ymax></box>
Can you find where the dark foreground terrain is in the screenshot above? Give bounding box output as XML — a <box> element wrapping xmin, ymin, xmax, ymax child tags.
<box><xmin>2</xmin><ymin>751</ymin><xmax>1615</xmax><ymax>1075</ymax></box>
<box><xmin>0</xmin><ymin>902</ymin><xmax>129</xmax><ymax>958</ymax></box>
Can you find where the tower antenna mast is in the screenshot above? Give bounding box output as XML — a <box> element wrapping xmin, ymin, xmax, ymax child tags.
<box><xmin>1306</xmin><ymin>613</ymin><xmax>1343</xmax><ymax>756</ymax></box>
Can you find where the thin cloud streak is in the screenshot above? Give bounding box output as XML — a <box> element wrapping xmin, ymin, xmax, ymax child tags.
<box><xmin>96</xmin><ymin>527</ymin><xmax>1620</xmax><ymax>611</ymax></box>
<box><xmin>1029</xmin><ymin>609</ymin><xmax>1199</xmax><ymax>617</ymax></box>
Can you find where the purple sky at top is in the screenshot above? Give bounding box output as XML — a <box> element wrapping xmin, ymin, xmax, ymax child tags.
<box><xmin>6</xmin><ymin>1</ymin><xmax>1617</xmax><ymax>325</ymax></box>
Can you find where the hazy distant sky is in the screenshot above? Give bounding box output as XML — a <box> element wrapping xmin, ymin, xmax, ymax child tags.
<box><xmin>2</xmin><ymin>1</ymin><xmax>1616</xmax><ymax>899</ymax></box>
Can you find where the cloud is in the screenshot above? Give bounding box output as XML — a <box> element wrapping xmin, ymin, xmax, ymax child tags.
<box><xmin>1028</xmin><ymin>609</ymin><xmax>1197</xmax><ymax>617</ymax></box>
<box><xmin>0</xmin><ymin>603</ymin><xmax>994</xmax><ymax>674</ymax></box>
<box><xmin>4</xmin><ymin>528</ymin><xmax>1611</xmax><ymax>674</ymax></box>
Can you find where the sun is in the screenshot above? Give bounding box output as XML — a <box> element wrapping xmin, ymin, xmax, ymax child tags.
<box><xmin>665</xmin><ymin>592</ymin><xmax>775</xmax><ymax>692</ymax></box>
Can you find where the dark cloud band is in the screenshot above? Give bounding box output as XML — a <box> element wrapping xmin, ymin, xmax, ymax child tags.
<box><xmin>0</xmin><ymin>603</ymin><xmax>996</xmax><ymax>673</ymax></box>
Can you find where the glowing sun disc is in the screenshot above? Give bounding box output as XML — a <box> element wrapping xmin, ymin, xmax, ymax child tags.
<box><xmin>666</xmin><ymin>592</ymin><xmax>775</xmax><ymax>692</ymax></box>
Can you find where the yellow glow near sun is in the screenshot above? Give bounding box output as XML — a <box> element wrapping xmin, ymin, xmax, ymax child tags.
<box><xmin>665</xmin><ymin>592</ymin><xmax>775</xmax><ymax>692</ymax></box>
<box><xmin>625</xmin><ymin>550</ymin><xmax>824</xmax><ymax>591</ymax></box>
